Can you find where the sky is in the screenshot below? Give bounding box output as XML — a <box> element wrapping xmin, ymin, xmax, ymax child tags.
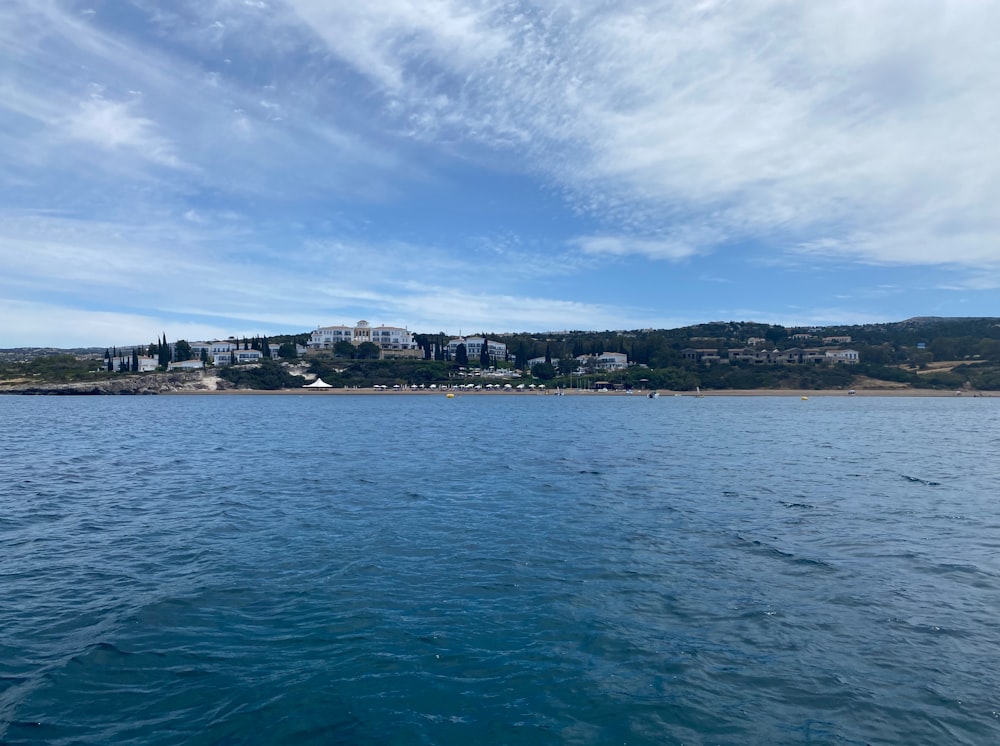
<box><xmin>2</xmin><ymin>0</ymin><xmax>999</xmax><ymax>348</ymax></box>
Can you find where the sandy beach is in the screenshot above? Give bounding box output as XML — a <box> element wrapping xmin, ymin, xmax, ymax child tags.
<box><xmin>168</xmin><ymin>384</ymin><xmax>988</xmax><ymax>397</ymax></box>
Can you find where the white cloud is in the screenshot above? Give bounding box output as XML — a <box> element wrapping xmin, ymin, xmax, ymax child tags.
<box><xmin>572</xmin><ymin>234</ymin><xmax>704</xmax><ymax>261</ymax></box>
<box><xmin>0</xmin><ymin>210</ymin><xmax>656</xmax><ymax>344</ymax></box>
<box><xmin>286</xmin><ymin>0</ymin><xmax>510</xmax><ymax>92</ymax></box>
<box><xmin>0</xmin><ymin>299</ymin><xmax>232</xmax><ymax>349</ymax></box>
<box><xmin>62</xmin><ymin>93</ymin><xmax>181</xmax><ymax>167</ymax></box>
<box><xmin>284</xmin><ymin>0</ymin><xmax>1000</xmax><ymax>268</ymax></box>
<box><xmin>362</xmin><ymin>286</ymin><xmax>663</xmax><ymax>335</ymax></box>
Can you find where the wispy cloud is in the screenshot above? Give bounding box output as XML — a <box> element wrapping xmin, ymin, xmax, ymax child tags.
<box><xmin>62</xmin><ymin>91</ymin><xmax>183</xmax><ymax>167</ymax></box>
<box><xmin>0</xmin><ymin>299</ymin><xmax>232</xmax><ymax>349</ymax></box>
<box><xmin>572</xmin><ymin>234</ymin><xmax>704</xmax><ymax>261</ymax></box>
<box><xmin>284</xmin><ymin>0</ymin><xmax>1000</xmax><ymax>268</ymax></box>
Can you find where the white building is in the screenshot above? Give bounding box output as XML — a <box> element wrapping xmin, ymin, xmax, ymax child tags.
<box><xmin>189</xmin><ymin>342</ymin><xmax>212</xmax><ymax>359</ymax></box>
<box><xmin>825</xmin><ymin>349</ymin><xmax>860</xmax><ymax>364</ymax></box>
<box><xmin>107</xmin><ymin>355</ymin><xmax>158</xmax><ymax>372</ymax></box>
<box><xmin>575</xmin><ymin>352</ymin><xmax>629</xmax><ymax>371</ymax></box>
<box><xmin>527</xmin><ymin>356</ymin><xmax>557</xmax><ymax>368</ymax></box>
<box><xmin>233</xmin><ymin>349</ymin><xmax>264</xmax><ymax>364</ymax></box>
<box><xmin>596</xmin><ymin>352</ymin><xmax>628</xmax><ymax>370</ymax></box>
<box><xmin>308</xmin><ymin>325</ymin><xmax>356</xmax><ymax>349</ymax></box>
<box><xmin>210</xmin><ymin>341</ymin><xmax>236</xmax><ymax>366</ymax></box>
<box><xmin>167</xmin><ymin>359</ymin><xmax>205</xmax><ymax>371</ymax></box>
<box><xmin>308</xmin><ymin>320</ymin><xmax>418</xmax><ymax>353</ymax></box>
<box><xmin>446</xmin><ymin>337</ymin><xmax>507</xmax><ymax>361</ymax></box>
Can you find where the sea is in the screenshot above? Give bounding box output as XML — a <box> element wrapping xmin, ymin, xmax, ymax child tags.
<box><xmin>1</xmin><ymin>393</ymin><xmax>999</xmax><ymax>745</ymax></box>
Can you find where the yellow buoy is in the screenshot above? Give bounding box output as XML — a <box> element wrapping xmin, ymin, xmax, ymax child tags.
<box><xmin>446</xmin><ymin>393</ymin><xmax>455</xmax><ymax>398</ymax></box>
<box><xmin>801</xmin><ymin>396</ymin><xmax>809</xmax><ymax>400</ymax></box>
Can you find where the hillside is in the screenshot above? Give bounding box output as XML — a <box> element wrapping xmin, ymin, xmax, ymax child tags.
<box><xmin>3</xmin><ymin>318</ymin><xmax>1000</xmax><ymax>392</ymax></box>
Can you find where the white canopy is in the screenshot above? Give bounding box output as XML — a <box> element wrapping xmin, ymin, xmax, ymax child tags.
<box><xmin>303</xmin><ymin>377</ymin><xmax>333</xmax><ymax>388</ymax></box>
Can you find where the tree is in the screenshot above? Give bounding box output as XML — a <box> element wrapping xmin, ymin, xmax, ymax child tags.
<box><xmin>356</xmin><ymin>341</ymin><xmax>382</xmax><ymax>360</ymax></box>
<box><xmin>201</xmin><ymin>348</ymin><xmax>210</xmax><ymax>364</ymax></box>
<box><xmin>219</xmin><ymin>359</ymin><xmax>306</xmax><ymax>390</ymax></box>
<box><xmin>480</xmin><ymin>339</ymin><xmax>491</xmax><ymax>368</ymax></box>
<box><xmin>333</xmin><ymin>340</ymin><xmax>356</xmax><ymax>358</ymax></box>
<box><xmin>262</xmin><ymin>335</ymin><xmax>271</xmax><ymax>358</ymax></box>
<box><xmin>765</xmin><ymin>325</ymin><xmax>787</xmax><ymax>345</ymax></box>
<box><xmin>131</xmin><ymin>349</ymin><xmax>139</xmax><ymax>372</ymax></box>
<box><xmin>278</xmin><ymin>342</ymin><xmax>298</xmax><ymax>360</ymax></box>
<box><xmin>174</xmin><ymin>339</ymin><xmax>192</xmax><ymax>361</ymax></box>
<box><xmin>455</xmin><ymin>343</ymin><xmax>468</xmax><ymax>366</ymax></box>
<box><xmin>532</xmin><ymin>361</ymin><xmax>556</xmax><ymax>380</ymax></box>
<box><xmin>158</xmin><ymin>334</ymin><xmax>171</xmax><ymax>368</ymax></box>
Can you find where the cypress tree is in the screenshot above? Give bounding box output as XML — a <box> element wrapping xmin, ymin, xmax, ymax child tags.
<box><xmin>157</xmin><ymin>334</ymin><xmax>166</xmax><ymax>367</ymax></box>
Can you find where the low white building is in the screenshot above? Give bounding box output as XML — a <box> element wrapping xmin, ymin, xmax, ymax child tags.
<box><xmin>447</xmin><ymin>337</ymin><xmax>508</xmax><ymax>361</ymax></box>
<box><xmin>167</xmin><ymin>359</ymin><xmax>205</xmax><ymax>371</ymax></box>
<box><xmin>576</xmin><ymin>352</ymin><xmax>629</xmax><ymax>371</ymax></box>
<box><xmin>596</xmin><ymin>352</ymin><xmax>629</xmax><ymax>370</ymax></box>
<box><xmin>825</xmin><ymin>349</ymin><xmax>860</xmax><ymax>364</ymax></box>
<box><xmin>189</xmin><ymin>342</ymin><xmax>212</xmax><ymax>359</ymax></box>
<box><xmin>234</xmin><ymin>349</ymin><xmax>264</xmax><ymax>363</ymax></box>
<box><xmin>527</xmin><ymin>356</ymin><xmax>558</xmax><ymax>368</ymax></box>
<box><xmin>107</xmin><ymin>355</ymin><xmax>158</xmax><ymax>372</ymax></box>
<box><xmin>210</xmin><ymin>341</ymin><xmax>236</xmax><ymax>366</ymax></box>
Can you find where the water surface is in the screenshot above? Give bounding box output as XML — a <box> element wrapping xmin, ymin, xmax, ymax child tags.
<box><xmin>2</xmin><ymin>395</ymin><xmax>999</xmax><ymax>744</ymax></box>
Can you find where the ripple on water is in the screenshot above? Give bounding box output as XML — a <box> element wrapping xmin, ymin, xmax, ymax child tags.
<box><xmin>2</xmin><ymin>395</ymin><xmax>1000</xmax><ymax>744</ymax></box>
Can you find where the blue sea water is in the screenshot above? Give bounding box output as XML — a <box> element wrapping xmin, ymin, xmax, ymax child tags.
<box><xmin>1</xmin><ymin>393</ymin><xmax>999</xmax><ymax>745</ymax></box>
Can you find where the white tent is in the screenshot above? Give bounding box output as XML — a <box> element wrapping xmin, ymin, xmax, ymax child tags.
<box><xmin>303</xmin><ymin>377</ymin><xmax>333</xmax><ymax>388</ymax></box>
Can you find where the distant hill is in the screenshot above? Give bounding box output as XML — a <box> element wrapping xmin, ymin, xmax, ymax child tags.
<box><xmin>0</xmin><ymin>347</ymin><xmax>105</xmax><ymax>362</ymax></box>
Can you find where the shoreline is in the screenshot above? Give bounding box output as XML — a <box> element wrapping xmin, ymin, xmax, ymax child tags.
<box><xmin>164</xmin><ymin>386</ymin><xmax>988</xmax><ymax>397</ymax></box>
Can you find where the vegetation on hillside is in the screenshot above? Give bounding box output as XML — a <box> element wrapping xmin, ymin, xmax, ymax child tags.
<box><xmin>219</xmin><ymin>360</ymin><xmax>306</xmax><ymax>390</ymax></box>
<box><xmin>4</xmin><ymin>317</ymin><xmax>1000</xmax><ymax>390</ymax></box>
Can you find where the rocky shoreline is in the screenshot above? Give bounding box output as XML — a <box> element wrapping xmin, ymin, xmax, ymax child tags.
<box><xmin>0</xmin><ymin>370</ymin><xmax>226</xmax><ymax>395</ymax></box>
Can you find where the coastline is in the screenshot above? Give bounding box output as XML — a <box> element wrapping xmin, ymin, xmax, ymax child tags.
<box><xmin>2</xmin><ymin>370</ymin><xmax>989</xmax><ymax>397</ymax></box>
<box><xmin>165</xmin><ymin>386</ymin><xmax>987</xmax><ymax>397</ymax></box>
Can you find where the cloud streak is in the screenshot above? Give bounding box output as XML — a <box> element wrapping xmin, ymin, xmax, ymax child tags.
<box><xmin>286</xmin><ymin>0</ymin><xmax>1000</xmax><ymax>267</ymax></box>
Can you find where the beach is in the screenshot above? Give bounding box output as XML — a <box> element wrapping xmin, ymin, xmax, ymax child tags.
<box><xmin>168</xmin><ymin>383</ymin><xmax>985</xmax><ymax>397</ymax></box>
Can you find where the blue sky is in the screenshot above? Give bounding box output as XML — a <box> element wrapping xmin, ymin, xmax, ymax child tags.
<box><xmin>2</xmin><ymin>0</ymin><xmax>999</xmax><ymax>348</ymax></box>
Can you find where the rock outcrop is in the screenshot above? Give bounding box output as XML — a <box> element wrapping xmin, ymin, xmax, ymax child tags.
<box><xmin>2</xmin><ymin>370</ymin><xmax>226</xmax><ymax>395</ymax></box>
